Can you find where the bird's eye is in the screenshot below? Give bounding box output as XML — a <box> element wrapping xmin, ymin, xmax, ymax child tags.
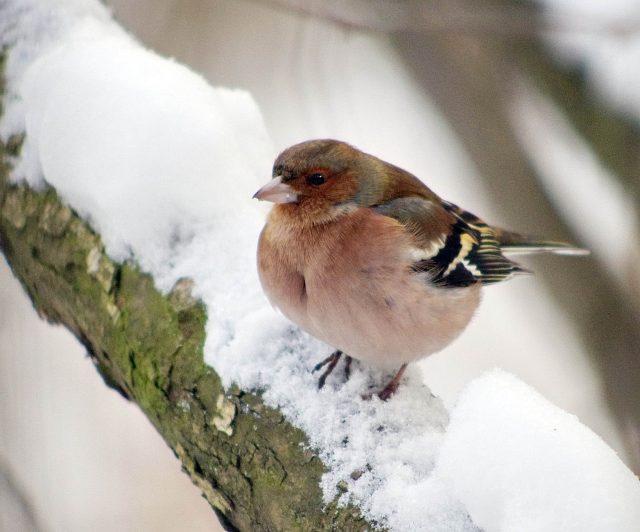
<box><xmin>307</xmin><ymin>173</ymin><xmax>326</xmax><ymax>186</ymax></box>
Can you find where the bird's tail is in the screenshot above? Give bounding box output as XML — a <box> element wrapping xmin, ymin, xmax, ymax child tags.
<box><xmin>493</xmin><ymin>228</ymin><xmax>589</xmax><ymax>256</ymax></box>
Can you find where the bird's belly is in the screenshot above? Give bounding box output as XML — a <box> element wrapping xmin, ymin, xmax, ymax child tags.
<box><xmin>305</xmin><ymin>270</ymin><xmax>481</xmax><ymax>368</ymax></box>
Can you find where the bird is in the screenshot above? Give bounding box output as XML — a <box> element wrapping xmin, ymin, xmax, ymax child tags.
<box><xmin>253</xmin><ymin>139</ymin><xmax>587</xmax><ymax>400</ymax></box>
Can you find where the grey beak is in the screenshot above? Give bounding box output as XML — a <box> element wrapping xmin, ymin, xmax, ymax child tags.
<box><xmin>253</xmin><ymin>176</ymin><xmax>298</xmax><ymax>204</ymax></box>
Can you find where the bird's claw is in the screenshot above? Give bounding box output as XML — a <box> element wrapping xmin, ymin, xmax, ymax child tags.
<box><xmin>362</xmin><ymin>363</ymin><xmax>408</xmax><ymax>401</ymax></box>
<box><xmin>312</xmin><ymin>351</ymin><xmax>356</xmax><ymax>389</ymax></box>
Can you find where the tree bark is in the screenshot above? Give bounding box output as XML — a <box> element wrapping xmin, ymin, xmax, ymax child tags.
<box><xmin>0</xmin><ymin>78</ymin><xmax>373</xmax><ymax>532</ymax></box>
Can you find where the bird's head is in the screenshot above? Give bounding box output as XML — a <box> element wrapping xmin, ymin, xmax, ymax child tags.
<box><xmin>253</xmin><ymin>139</ymin><xmax>433</xmax><ymax>226</ymax></box>
<box><xmin>253</xmin><ymin>139</ymin><xmax>371</xmax><ymax>224</ymax></box>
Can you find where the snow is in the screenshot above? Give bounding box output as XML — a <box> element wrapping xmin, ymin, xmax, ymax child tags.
<box><xmin>0</xmin><ymin>2</ymin><xmax>271</xmax><ymax>268</ymax></box>
<box><xmin>1</xmin><ymin>1</ymin><xmax>639</xmax><ymax>531</ymax></box>
<box><xmin>436</xmin><ymin>370</ymin><xmax>640</xmax><ymax>532</ymax></box>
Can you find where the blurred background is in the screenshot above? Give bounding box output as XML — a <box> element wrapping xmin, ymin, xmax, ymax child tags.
<box><xmin>2</xmin><ymin>0</ymin><xmax>639</xmax><ymax>530</ymax></box>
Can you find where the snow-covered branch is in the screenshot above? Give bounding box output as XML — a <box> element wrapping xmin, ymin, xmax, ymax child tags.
<box><xmin>0</xmin><ymin>141</ymin><xmax>372</xmax><ymax>530</ymax></box>
<box><xmin>1</xmin><ymin>2</ymin><xmax>639</xmax><ymax>531</ymax></box>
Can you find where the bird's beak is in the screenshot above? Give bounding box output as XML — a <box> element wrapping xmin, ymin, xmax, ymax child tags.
<box><xmin>252</xmin><ymin>176</ymin><xmax>298</xmax><ymax>204</ymax></box>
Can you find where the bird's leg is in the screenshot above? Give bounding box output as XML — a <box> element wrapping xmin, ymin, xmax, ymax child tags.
<box><xmin>312</xmin><ymin>350</ymin><xmax>342</xmax><ymax>389</ymax></box>
<box><xmin>344</xmin><ymin>355</ymin><xmax>353</xmax><ymax>381</ymax></box>
<box><xmin>376</xmin><ymin>364</ymin><xmax>408</xmax><ymax>401</ymax></box>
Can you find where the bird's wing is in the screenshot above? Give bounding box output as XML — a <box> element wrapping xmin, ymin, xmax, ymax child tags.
<box><xmin>373</xmin><ymin>197</ymin><xmax>528</xmax><ymax>288</ymax></box>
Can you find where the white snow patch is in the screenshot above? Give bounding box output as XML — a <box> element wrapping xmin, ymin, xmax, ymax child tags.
<box><xmin>436</xmin><ymin>370</ymin><xmax>640</xmax><ymax>532</ymax></box>
<box><xmin>1</xmin><ymin>3</ymin><xmax>271</xmax><ymax>267</ymax></box>
<box><xmin>1</xmin><ymin>1</ymin><xmax>639</xmax><ymax>531</ymax></box>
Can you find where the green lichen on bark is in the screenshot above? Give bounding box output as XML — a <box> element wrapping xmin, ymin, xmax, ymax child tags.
<box><xmin>0</xmin><ymin>83</ymin><xmax>372</xmax><ymax>532</ymax></box>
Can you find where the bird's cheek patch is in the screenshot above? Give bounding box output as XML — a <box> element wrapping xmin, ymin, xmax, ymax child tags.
<box><xmin>325</xmin><ymin>171</ymin><xmax>359</xmax><ymax>203</ymax></box>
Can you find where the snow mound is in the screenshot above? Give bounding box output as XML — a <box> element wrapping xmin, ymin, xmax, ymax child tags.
<box><xmin>437</xmin><ymin>370</ymin><xmax>640</xmax><ymax>532</ymax></box>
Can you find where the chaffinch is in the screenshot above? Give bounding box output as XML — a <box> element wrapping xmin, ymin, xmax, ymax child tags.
<box><xmin>254</xmin><ymin>139</ymin><xmax>586</xmax><ymax>400</ymax></box>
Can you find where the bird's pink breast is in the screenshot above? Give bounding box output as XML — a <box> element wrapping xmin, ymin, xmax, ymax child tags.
<box><xmin>258</xmin><ymin>208</ymin><xmax>481</xmax><ymax>367</ymax></box>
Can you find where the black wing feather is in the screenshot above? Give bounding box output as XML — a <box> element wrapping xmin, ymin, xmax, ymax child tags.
<box><xmin>372</xmin><ymin>196</ymin><xmax>528</xmax><ymax>288</ymax></box>
<box><xmin>412</xmin><ymin>203</ymin><xmax>527</xmax><ymax>287</ymax></box>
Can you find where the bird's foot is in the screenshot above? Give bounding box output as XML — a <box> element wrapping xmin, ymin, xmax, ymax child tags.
<box><xmin>312</xmin><ymin>350</ymin><xmax>342</xmax><ymax>374</ymax></box>
<box><xmin>312</xmin><ymin>350</ymin><xmax>354</xmax><ymax>389</ymax></box>
<box><xmin>364</xmin><ymin>364</ymin><xmax>408</xmax><ymax>401</ymax></box>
